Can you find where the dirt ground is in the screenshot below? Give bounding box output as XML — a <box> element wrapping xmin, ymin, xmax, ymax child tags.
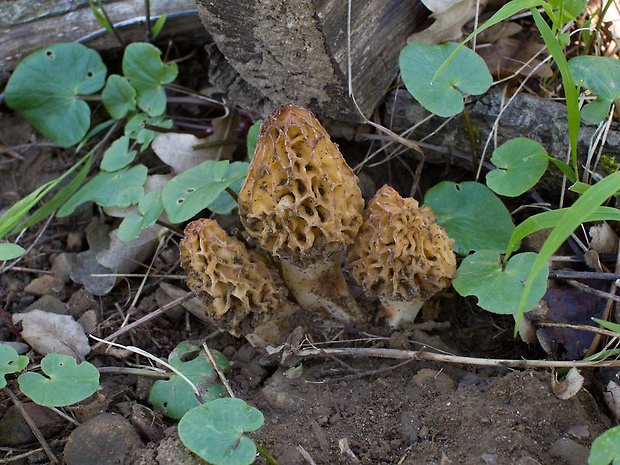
<box><xmin>0</xmin><ymin>51</ymin><xmax>617</xmax><ymax>465</ymax></box>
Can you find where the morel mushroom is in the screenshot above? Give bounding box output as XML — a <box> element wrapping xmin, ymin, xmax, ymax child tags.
<box><xmin>180</xmin><ymin>219</ymin><xmax>297</xmax><ymax>348</ymax></box>
<box><xmin>346</xmin><ymin>185</ymin><xmax>457</xmax><ymax>328</ymax></box>
<box><xmin>238</xmin><ymin>103</ymin><xmax>365</xmax><ymax>324</ymax></box>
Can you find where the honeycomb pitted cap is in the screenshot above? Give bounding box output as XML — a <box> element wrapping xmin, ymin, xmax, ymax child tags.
<box><xmin>347</xmin><ymin>185</ymin><xmax>457</xmax><ymax>303</ymax></box>
<box><xmin>180</xmin><ymin>219</ymin><xmax>290</xmax><ymax>336</ymax></box>
<box><xmin>238</xmin><ymin>103</ymin><xmax>364</xmax><ymax>266</ymax></box>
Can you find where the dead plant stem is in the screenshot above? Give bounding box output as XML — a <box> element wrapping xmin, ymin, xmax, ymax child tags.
<box><xmin>296</xmin><ymin>346</ymin><xmax>620</xmax><ymax>369</ymax></box>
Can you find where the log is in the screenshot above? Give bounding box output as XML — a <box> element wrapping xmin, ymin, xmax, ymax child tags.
<box><xmin>383</xmin><ymin>90</ymin><xmax>620</xmax><ymax>186</ymax></box>
<box><xmin>197</xmin><ymin>0</ymin><xmax>431</xmax><ymax>122</ymax></box>
<box><xmin>0</xmin><ymin>0</ymin><xmax>206</xmax><ymax>71</ymax></box>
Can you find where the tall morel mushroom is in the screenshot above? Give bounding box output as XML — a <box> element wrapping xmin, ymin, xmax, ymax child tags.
<box><xmin>346</xmin><ymin>185</ymin><xmax>457</xmax><ymax>328</ymax></box>
<box><xmin>238</xmin><ymin>103</ymin><xmax>365</xmax><ymax>324</ymax></box>
<box><xmin>180</xmin><ymin>219</ymin><xmax>298</xmax><ymax>347</ymax></box>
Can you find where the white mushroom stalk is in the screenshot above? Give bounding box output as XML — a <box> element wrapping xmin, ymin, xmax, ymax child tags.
<box><xmin>347</xmin><ymin>185</ymin><xmax>457</xmax><ymax>328</ymax></box>
<box><xmin>180</xmin><ymin>219</ymin><xmax>298</xmax><ymax>348</ymax></box>
<box><xmin>238</xmin><ymin>103</ymin><xmax>365</xmax><ymax>324</ymax></box>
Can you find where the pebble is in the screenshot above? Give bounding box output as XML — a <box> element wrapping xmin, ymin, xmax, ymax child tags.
<box><xmin>64</xmin><ymin>413</ymin><xmax>142</xmax><ymax>465</ymax></box>
<box><xmin>50</xmin><ymin>252</ymin><xmax>77</xmax><ymax>283</ymax></box>
<box><xmin>0</xmin><ymin>403</ymin><xmax>64</xmax><ymax>446</ymax></box>
<box><xmin>66</xmin><ymin>289</ymin><xmax>96</xmax><ymax>319</ymax></box>
<box><xmin>23</xmin><ymin>295</ymin><xmax>67</xmax><ymax>314</ymax></box>
<box><xmin>412</xmin><ymin>368</ymin><xmax>456</xmax><ymax>394</ymax></box>
<box><xmin>24</xmin><ymin>274</ymin><xmax>65</xmax><ymax>297</ymax></box>
<box><xmin>548</xmin><ymin>438</ymin><xmax>590</xmax><ymax>465</ymax></box>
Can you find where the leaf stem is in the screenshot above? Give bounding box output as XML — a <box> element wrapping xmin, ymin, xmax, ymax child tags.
<box><xmin>255</xmin><ymin>443</ymin><xmax>279</xmax><ymax>465</ymax></box>
<box><xmin>461</xmin><ymin>106</ymin><xmax>478</xmax><ymax>173</ymax></box>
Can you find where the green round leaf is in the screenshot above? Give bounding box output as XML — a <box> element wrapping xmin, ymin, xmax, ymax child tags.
<box><xmin>5</xmin><ymin>43</ymin><xmax>107</xmax><ymax>147</ymax></box>
<box><xmin>0</xmin><ymin>344</ymin><xmax>29</xmax><ymax>389</ymax></box>
<box><xmin>18</xmin><ymin>354</ymin><xmax>99</xmax><ymax>407</ymax></box>
<box><xmin>117</xmin><ymin>192</ymin><xmax>164</xmax><ymax>242</ymax></box>
<box><xmin>424</xmin><ymin>181</ymin><xmax>515</xmax><ymax>255</ymax></box>
<box><xmin>101</xmin><ymin>136</ymin><xmax>137</xmax><ymax>172</ymax></box>
<box><xmin>568</xmin><ymin>56</ymin><xmax>620</xmax><ymax>102</ymax></box>
<box><xmin>486</xmin><ymin>137</ymin><xmax>549</xmax><ymax>197</ymax></box>
<box><xmin>162</xmin><ymin>160</ymin><xmax>249</xmax><ymax>223</ymax></box>
<box><xmin>102</xmin><ymin>74</ymin><xmax>136</xmax><ymax>120</ymax></box>
<box><xmin>0</xmin><ymin>243</ymin><xmax>27</xmax><ymax>261</ymax></box>
<box><xmin>179</xmin><ymin>398</ymin><xmax>264</xmax><ymax>465</ymax></box>
<box><xmin>123</xmin><ymin>43</ymin><xmax>178</xmax><ymax>116</ymax></box>
<box><xmin>125</xmin><ymin>113</ymin><xmax>173</xmax><ymax>149</ymax></box>
<box><xmin>453</xmin><ymin>251</ymin><xmax>548</xmax><ymax>314</ymax></box>
<box><xmin>399</xmin><ymin>42</ymin><xmax>492</xmax><ymax>117</ymax></box>
<box><xmin>148</xmin><ymin>342</ymin><xmax>229</xmax><ymax>420</ymax></box>
<box><xmin>589</xmin><ymin>425</ymin><xmax>620</xmax><ymax>465</ymax></box>
<box><xmin>58</xmin><ymin>164</ymin><xmax>147</xmax><ymax>217</ymax></box>
<box><xmin>581</xmin><ymin>97</ymin><xmax>613</xmax><ymax>124</ymax></box>
<box><xmin>207</xmin><ymin>162</ymin><xmax>250</xmax><ymax>215</ymax></box>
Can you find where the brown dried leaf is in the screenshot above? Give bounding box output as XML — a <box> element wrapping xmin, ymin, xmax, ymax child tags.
<box><xmin>13</xmin><ymin>310</ymin><xmax>90</xmax><ymax>358</ymax></box>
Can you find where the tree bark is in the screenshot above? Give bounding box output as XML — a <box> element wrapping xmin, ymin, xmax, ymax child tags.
<box><xmin>197</xmin><ymin>0</ymin><xmax>431</xmax><ymax>122</ymax></box>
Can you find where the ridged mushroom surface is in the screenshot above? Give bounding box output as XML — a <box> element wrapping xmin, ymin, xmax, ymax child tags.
<box><xmin>180</xmin><ymin>219</ymin><xmax>295</xmax><ymax>346</ymax></box>
<box><xmin>347</xmin><ymin>185</ymin><xmax>457</xmax><ymax>328</ymax></box>
<box><xmin>238</xmin><ymin>103</ymin><xmax>363</xmax><ymax>266</ymax></box>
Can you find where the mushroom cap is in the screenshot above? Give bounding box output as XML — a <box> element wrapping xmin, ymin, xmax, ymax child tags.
<box><xmin>180</xmin><ymin>219</ymin><xmax>290</xmax><ymax>336</ymax></box>
<box><xmin>238</xmin><ymin>103</ymin><xmax>364</xmax><ymax>266</ymax></box>
<box><xmin>347</xmin><ymin>185</ymin><xmax>457</xmax><ymax>303</ymax></box>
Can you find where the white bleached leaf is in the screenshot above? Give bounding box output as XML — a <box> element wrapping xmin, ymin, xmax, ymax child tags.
<box><xmin>551</xmin><ymin>367</ymin><xmax>584</xmax><ymax>400</ymax></box>
<box><xmin>152</xmin><ymin>113</ymin><xmax>239</xmax><ymax>173</ymax></box>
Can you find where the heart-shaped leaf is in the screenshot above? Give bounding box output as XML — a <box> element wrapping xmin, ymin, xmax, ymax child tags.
<box><xmin>179</xmin><ymin>398</ymin><xmax>264</xmax><ymax>465</ymax></box>
<box><xmin>486</xmin><ymin>137</ymin><xmax>549</xmax><ymax>197</ymax></box>
<box><xmin>424</xmin><ymin>181</ymin><xmax>515</xmax><ymax>255</ymax></box>
<box><xmin>18</xmin><ymin>354</ymin><xmax>99</xmax><ymax>407</ymax></box>
<box><xmin>162</xmin><ymin>160</ymin><xmax>249</xmax><ymax>223</ymax></box>
<box><xmin>569</xmin><ymin>56</ymin><xmax>620</xmax><ymax>102</ymax></box>
<box><xmin>117</xmin><ymin>192</ymin><xmax>164</xmax><ymax>242</ymax></box>
<box><xmin>452</xmin><ymin>250</ymin><xmax>548</xmax><ymax>314</ymax></box>
<box><xmin>399</xmin><ymin>42</ymin><xmax>492</xmax><ymax>117</ymax></box>
<box><xmin>148</xmin><ymin>342</ymin><xmax>229</xmax><ymax>420</ymax></box>
<box><xmin>0</xmin><ymin>344</ymin><xmax>29</xmax><ymax>388</ymax></box>
<box><xmin>125</xmin><ymin>113</ymin><xmax>173</xmax><ymax>150</ymax></box>
<box><xmin>58</xmin><ymin>164</ymin><xmax>147</xmax><ymax>217</ymax></box>
<box><xmin>589</xmin><ymin>425</ymin><xmax>620</xmax><ymax>465</ymax></box>
<box><xmin>5</xmin><ymin>43</ymin><xmax>107</xmax><ymax>147</ymax></box>
<box><xmin>101</xmin><ymin>136</ymin><xmax>137</xmax><ymax>172</ymax></box>
<box><xmin>102</xmin><ymin>74</ymin><xmax>136</xmax><ymax>120</ymax></box>
<box><xmin>123</xmin><ymin>43</ymin><xmax>178</xmax><ymax>116</ymax></box>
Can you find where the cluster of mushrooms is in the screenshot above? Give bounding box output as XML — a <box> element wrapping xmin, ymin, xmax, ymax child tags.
<box><xmin>180</xmin><ymin>103</ymin><xmax>457</xmax><ymax>348</ymax></box>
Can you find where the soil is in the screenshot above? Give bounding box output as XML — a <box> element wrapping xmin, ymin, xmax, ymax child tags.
<box><xmin>0</xmin><ymin>42</ymin><xmax>617</xmax><ymax>465</ymax></box>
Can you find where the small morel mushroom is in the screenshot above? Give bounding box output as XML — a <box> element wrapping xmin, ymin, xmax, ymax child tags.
<box><xmin>346</xmin><ymin>185</ymin><xmax>457</xmax><ymax>328</ymax></box>
<box><xmin>180</xmin><ymin>219</ymin><xmax>297</xmax><ymax>348</ymax></box>
<box><xmin>238</xmin><ymin>103</ymin><xmax>365</xmax><ymax>324</ymax></box>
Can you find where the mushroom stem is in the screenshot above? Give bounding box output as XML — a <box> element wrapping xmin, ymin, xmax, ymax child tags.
<box><xmin>280</xmin><ymin>255</ymin><xmax>364</xmax><ymax>324</ymax></box>
<box><xmin>379</xmin><ymin>297</ymin><xmax>425</xmax><ymax>330</ymax></box>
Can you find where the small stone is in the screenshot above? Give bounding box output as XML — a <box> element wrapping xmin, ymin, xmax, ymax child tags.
<box><xmin>66</xmin><ymin>289</ymin><xmax>96</xmax><ymax>319</ymax></box>
<box><xmin>77</xmin><ymin>309</ymin><xmax>98</xmax><ymax>335</ymax></box>
<box><xmin>51</xmin><ymin>252</ymin><xmax>77</xmax><ymax>283</ymax></box>
<box><xmin>24</xmin><ymin>275</ymin><xmax>65</xmax><ymax>297</ymax></box>
<box><xmin>23</xmin><ymin>295</ymin><xmax>67</xmax><ymax>314</ymax></box>
<box><xmin>156</xmin><ymin>434</ymin><xmax>205</xmax><ymax>465</ymax></box>
<box><xmin>548</xmin><ymin>438</ymin><xmax>589</xmax><ymax>465</ymax></box>
<box><xmin>0</xmin><ymin>403</ymin><xmax>64</xmax><ymax>446</ymax></box>
<box><xmin>64</xmin><ymin>413</ymin><xmax>142</xmax><ymax>465</ymax></box>
<box><xmin>412</xmin><ymin>368</ymin><xmax>456</xmax><ymax>394</ymax></box>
